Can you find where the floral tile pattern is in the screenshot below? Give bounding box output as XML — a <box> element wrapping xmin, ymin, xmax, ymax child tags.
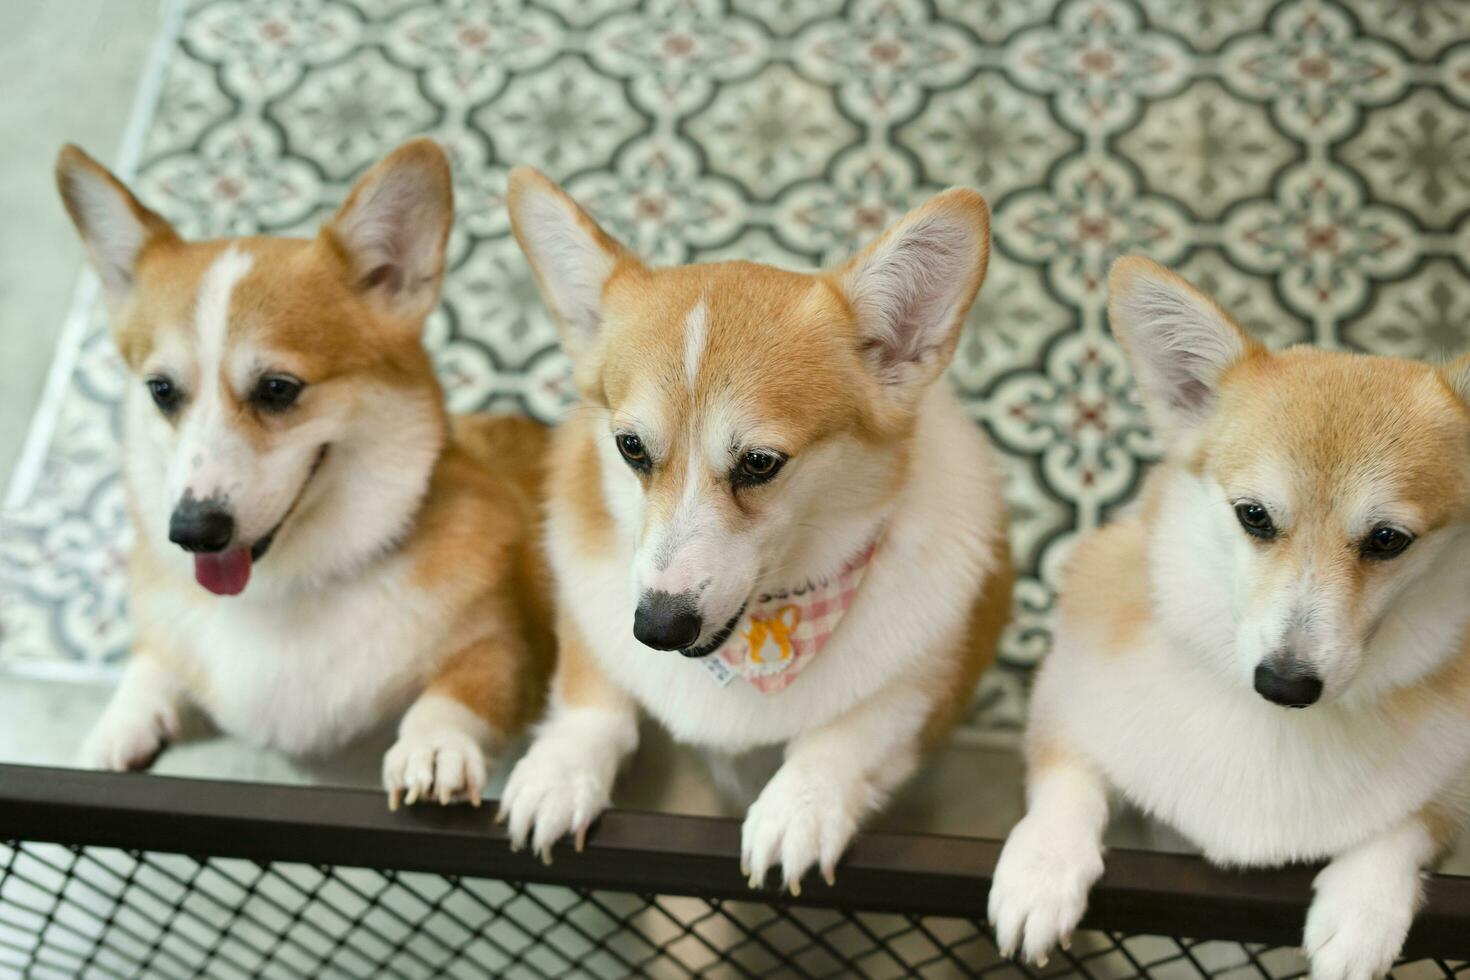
<box><xmin>6</xmin><ymin>0</ymin><xmax>1470</xmax><ymax>737</ymax></box>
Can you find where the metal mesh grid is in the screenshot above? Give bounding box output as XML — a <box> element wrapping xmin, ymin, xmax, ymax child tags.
<box><xmin>0</xmin><ymin>841</ymin><xmax>1464</xmax><ymax>980</ymax></box>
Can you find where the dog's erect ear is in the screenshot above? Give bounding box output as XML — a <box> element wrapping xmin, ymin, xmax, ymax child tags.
<box><xmin>1108</xmin><ymin>256</ymin><xmax>1263</xmax><ymax>440</ymax></box>
<box><xmin>834</xmin><ymin>189</ymin><xmax>990</xmax><ymax>401</ymax></box>
<box><xmin>506</xmin><ymin>167</ymin><xmax>635</xmax><ymax>368</ymax></box>
<box><xmin>323</xmin><ymin>139</ymin><xmax>453</xmax><ymax>323</ymax></box>
<box><xmin>55</xmin><ymin>144</ymin><xmax>179</xmax><ymax>305</ymax></box>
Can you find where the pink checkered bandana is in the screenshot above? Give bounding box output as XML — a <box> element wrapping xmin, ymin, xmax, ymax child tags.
<box><xmin>700</xmin><ymin>534</ymin><xmax>881</xmax><ymax>694</ymax></box>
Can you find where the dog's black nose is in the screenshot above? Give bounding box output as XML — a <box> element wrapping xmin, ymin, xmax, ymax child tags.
<box><xmin>1253</xmin><ymin>660</ymin><xmax>1322</xmax><ymax>708</ymax></box>
<box><xmin>634</xmin><ymin>591</ymin><xmax>703</xmax><ymax>651</ymax></box>
<box><xmin>169</xmin><ymin>499</ymin><xmax>235</xmax><ymax>553</ymax></box>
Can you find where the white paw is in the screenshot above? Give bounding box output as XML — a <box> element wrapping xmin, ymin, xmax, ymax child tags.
<box><xmin>383</xmin><ymin>728</ymin><xmax>487</xmax><ymax>809</ymax></box>
<box><xmin>77</xmin><ymin>700</ymin><xmax>178</xmax><ymax>771</ymax></box>
<box><xmin>987</xmin><ymin>814</ymin><xmax>1104</xmax><ymax>966</ymax></box>
<box><xmin>498</xmin><ymin>737</ymin><xmax>614</xmax><ymax>862</ymax></box>
<box><xmin>1303</xmin><ymin>861</ymin><xmax>1413</xmax><ymax>980</ymax></box>
<box><xmin>741</xmin><ymin>762</ymin><xmax>861</xmax><ymax>895</ymax></box>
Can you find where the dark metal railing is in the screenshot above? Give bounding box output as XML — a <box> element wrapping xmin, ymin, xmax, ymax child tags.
<box><xmin>0</xmin><ymin>764</ymin><xmax>1466</xmax><ymax>977</ymax></box>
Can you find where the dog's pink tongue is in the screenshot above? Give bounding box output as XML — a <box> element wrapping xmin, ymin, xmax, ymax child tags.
<box><xmin>194</xmin><ymin>549</ymin><xmax>252</xmax><ymax>596</ymax></box>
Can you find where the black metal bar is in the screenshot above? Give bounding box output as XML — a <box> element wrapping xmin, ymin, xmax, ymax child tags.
<box><xmin>0</xmin><ymin>764</ymin><xmax>1466</xmax><ymax>958</ymax></box>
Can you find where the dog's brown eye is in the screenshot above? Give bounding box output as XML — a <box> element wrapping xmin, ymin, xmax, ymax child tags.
<box><xmin>1363</xmin><ymin>525</ymin><xmax>1412</xmax><ymax>560</ymax></box>
<box><xmin>1235</xmin><ymin>502</ymin><xmax>1276</xmax><ymax>539</ymax></box>
<box><xmin>252</xmin><ymin>374</ymin><xmax>303</xmax><ymax>413</ymax></box>
<box><xmin>616</xmin><ymin>433</ymin><xmax>649</xmax><ymax>470</ymax></box>
<box><xmin>735</xmin><ymin>450</ymin><xmax>785</xmax><ymax>486</ymax></box>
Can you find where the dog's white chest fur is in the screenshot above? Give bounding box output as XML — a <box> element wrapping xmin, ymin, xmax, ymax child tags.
<box><xmin>135</xmin><ymin>558</ymin><xmax>442</xmax><ymax>755</ymax></box>
<box><xmin>1041</xmin><ymin>634</ymin><xmax>1470</xmax><ymax>865</ymax></box>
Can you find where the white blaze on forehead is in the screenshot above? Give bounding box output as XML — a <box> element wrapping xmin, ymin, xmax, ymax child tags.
<box><xmin>195</xmin><ymin>245</ymin><xmax>254</xmax><ymax>374</ymax></box>
<box><xmin>682</xmin><ymin>296</ymin><xmax>708</xmax><ymax>391</ymax></box>
<box><xmin>641</xmin><ymin>396</ymin><xmax>749</xmax><ymax>591</ymax></box>
<box><xmin>169</xmin><ymin>245</ymin><xmax>255</xmax><ymax>508</ymax></box>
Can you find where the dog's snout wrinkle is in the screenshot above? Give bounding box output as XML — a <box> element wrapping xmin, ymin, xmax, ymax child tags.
<box><xmin>1253</xmin><ymin>657</ymin><xmax>1323</xmax><ymax>709</ymax></box>
<box><xmin>634</xmin><ymin>590</ymin><xmax>703</xmax><ymax>652</ymax></box>
<box><xmin>169</xmin><ymin>495</ymin><xmax>236</xmax><ymax>554</ymax></box>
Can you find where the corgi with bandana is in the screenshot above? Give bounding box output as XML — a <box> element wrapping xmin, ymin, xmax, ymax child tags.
<box><xmin>497</xmin><ymin>168</ymin><xmax>1013</xmax><ymax>893</ymax></box>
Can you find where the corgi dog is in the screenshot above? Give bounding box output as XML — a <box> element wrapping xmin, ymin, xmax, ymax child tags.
<box><xmin>497</xmin><ymin>168</ymin><xmax>1013</xmax><ymax>891</ymax></box>
<box><xmin>989</xmin><ymin>256</ymin><xmax>1470</xmax><ymax>979</ymax></box>
<box><xmin>56</xmin><ymin>140</ymin><xmax>554</xmax><ymax>807</ymax></box>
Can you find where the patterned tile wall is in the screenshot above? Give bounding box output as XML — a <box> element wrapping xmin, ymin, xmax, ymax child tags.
<box><xmin>4</xmin><ymin>0</ymin><xmax>1470</xmax><ymax>734</ymax></box>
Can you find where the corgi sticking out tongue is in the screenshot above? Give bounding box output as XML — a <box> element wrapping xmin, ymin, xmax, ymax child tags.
<box><xmin>194</xmin><ymin>550</ymin><xmax>251</xmax><ymax>596</ymax></box>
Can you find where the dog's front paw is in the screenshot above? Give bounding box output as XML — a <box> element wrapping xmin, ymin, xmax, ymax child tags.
<box><xmin>741</xmin><ymin>762</ymin><xmax>861</xmax><ymax>895</ymax></box>
<box><xmin>987</xmin><ymin>814</ymin><xmax>1104</xmax><ymax>966</ymax></box>
<box><xmin>1303</xmin><ymin>860</ymin><xmax>1413</xmax><ymax>980</ymax></box>
<box><xmin>499</xmin><ymin>738</ymin><xmax>614</xmax><ymax>862</ymax></box>
<box><xmin>383</xmin><ymin>728</ymin><xmax>486</xmax><ymax>809</ymax></box>
<box><xmin>77</xmin><ymin>699</ymin><xmax>178</xmax><ymax>771</ymax></box>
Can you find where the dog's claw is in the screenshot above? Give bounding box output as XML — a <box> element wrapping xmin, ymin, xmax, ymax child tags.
<box><xmin>822</xmin><ymin>867</ymin><xmax>836</xmax><ymax>887</ymax></box>
<box><xmin>575</xmin><ymin>826</ymin><xmax>588</xmax><ymax>853</ymax></box>
<box><xmin>388</xmin><ymin>789</ymin><xmax>401</xmax><ymax>812</ymax></box>
<box><xmin>788</xmin><ymin>878</ymin><xmax>801</xmax><ymax>897</ymax></box>
<box><xmin>541</xmin><ymin>847</ymin><xmax>553</xmax><ymax>866</ymax></box>
<box><xmin>1036</xmin><ymin>952</ymin><xmax>1049</xmax><ymax>969</ymax></box>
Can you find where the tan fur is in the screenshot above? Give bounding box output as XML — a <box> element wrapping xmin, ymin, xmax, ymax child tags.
<box><xmin>589</xmin><ymin>260</ymin><xmax>908</xmax><ymax>537</ymax></box>
<box><xmin>535</xmin><ymin>256</ymin><xmax>952</xmax><ymax>593</ymax></box>
<box><xmin>550</xmin><ymin>609</ymin><xmax>634</xmax><ymax>711</ymax></box>
<box><xmin>1058</xmin><ymin>519</ymin><xmax>1152</xmax><ymax>655</ymax></box>
<box><xmin>1210</xmin><ymin>350</ymin><xmax>1470</xmax><ymax>528</ymax></box>
<box><xmin>542</xmin><ymin>409</ymin><xmax>615</xmax><ymax>556</ymax></box>
<box><xmin>425</xmin><ymin>632</ymin><xmax>547</xmax><ymax>742</ymax></box>
<box><xmin>599</xmin><ymin>263</ymin><xmax>874</xmax><ymax>437</ymax></box>
<box><xmin>403</xmin><ymin>421</ymin><xmax>556</xmax><ymax>724</ymax></box>
<box><xmin>922</xmin><ymin>537</ymin><xmax>1015</xmax><ymax>749</ymax></box>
